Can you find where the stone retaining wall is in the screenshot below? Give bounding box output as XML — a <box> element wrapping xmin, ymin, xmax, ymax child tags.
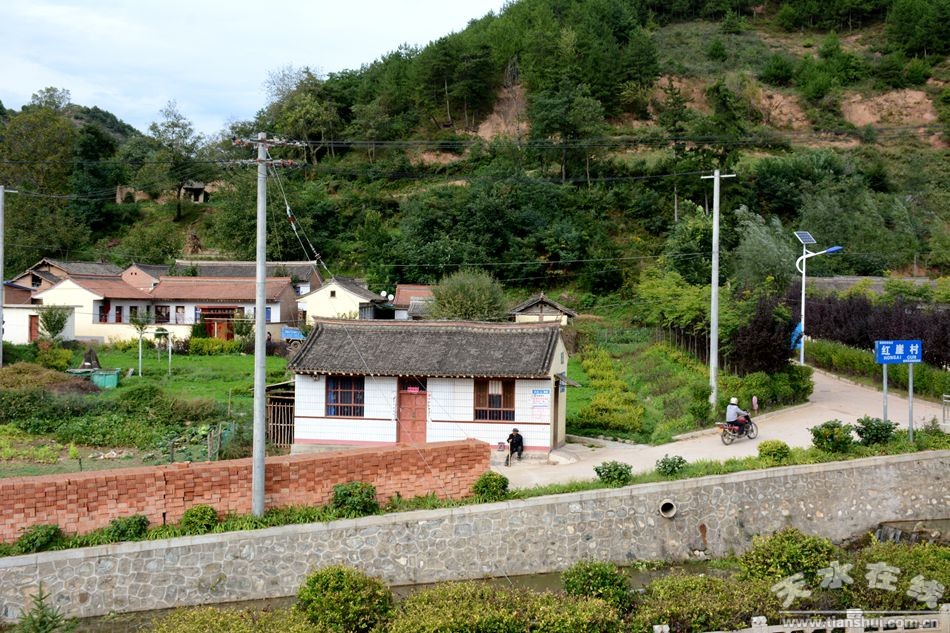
<box><xmin>1</xmin><ymin>451</ymin><xmax>947</xmax><ymax>623</ymax></box>
<box><xmin>0</xmin><ymin>439</ymin><xmax>489</xmax><ymax>543</ymax></box>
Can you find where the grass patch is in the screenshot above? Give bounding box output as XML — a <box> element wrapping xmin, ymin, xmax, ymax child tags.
<box><xmin>654</xmin><ymin>21</ymin><xmax>776</xmax><ymax>77</ymax></box>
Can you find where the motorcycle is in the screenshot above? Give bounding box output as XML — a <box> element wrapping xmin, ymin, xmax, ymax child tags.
<box><xmin>716</xmin><ymin>416</ymin><xmax>758</xmax><ymax>445</ymax></box>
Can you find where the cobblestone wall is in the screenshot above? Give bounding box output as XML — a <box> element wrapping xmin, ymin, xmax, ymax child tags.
<box><xmin>0</xmin><ymin>439</ymin><xmax>489</xmax><ymax>543</ymax></box>
<box><xmin>1</xmin><ymin>451</ymin><xmax>947</xmax><ymax>623</ymax></box>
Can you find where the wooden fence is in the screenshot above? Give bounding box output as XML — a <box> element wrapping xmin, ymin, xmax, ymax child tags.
<box><xmin>266</xmin><ymin>399</ymin><xmax>294</xmax><ymax>448</ymax></box>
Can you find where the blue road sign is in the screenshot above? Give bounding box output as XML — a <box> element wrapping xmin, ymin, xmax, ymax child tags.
<box><xmin>874</xmin><ymin>339</ymin><xmax>923</xmax><ymax>364</ymax></box>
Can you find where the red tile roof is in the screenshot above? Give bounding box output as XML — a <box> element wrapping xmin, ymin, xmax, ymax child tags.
<box><xmin>393</xmin><ymin>284</ymin><xmax>434</xmax><ymax>308</ymax></box>
<box><xmin>68</xmin><ymin>276</ymin><xmax>152</xmax><ymax>300</ymax></box>
<box><xmin>149</xmin><ymin>277</ymin><xmax>292</xmax><ymax>302</ymax></box>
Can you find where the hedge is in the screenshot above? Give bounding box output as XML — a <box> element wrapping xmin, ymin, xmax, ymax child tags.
<box><xmin>808</xmin><ymin>339</ymin><xmax>950</xmax><ymax>399</ymax></box>
<box><xmin>187</xmin><ymin>337</ymin><xmax>241</xmax><ymax>355</ymax></box>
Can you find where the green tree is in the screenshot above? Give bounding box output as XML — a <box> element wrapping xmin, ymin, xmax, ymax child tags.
<box><xmin>29</xmin><ymin>86</ymin><xmax>71</xmax><ymax>112</ymax></box>
<box><xmin>429</xmin><ymin>270</ymin><xmax>507</xmax><ymax>321</ymax></box>
<box><xmin>345</xmin><ymin>100</ymin><xmax>392</xmax><ymax>162</ymax></box>
<box><xmin>528</xmin><ymin>82</ymin><xmax>607</xmax><ymax>183</ymax></box>
<box><xmin>731</xmin><ymin>207</ymin><xmax>796</xmax><ymax>291</ymax></box>
<box><xmin>69</xmin><ymin>124</ymin><xmax>121</xmax><ymax>231</ymax></box>
<box><xmin>37</xmin><ymin>305</ymin><xmax>71</xmax><ymax>341</ymax></box>
<box><xmin>0</xmin><ymin>107</ymin><xmax>87</xmax><ymax>273</ymax></box>
<box><xmin>138</xmin><ymin>101</ymin><xmax>214</xmax><ymax>221</ymax></box>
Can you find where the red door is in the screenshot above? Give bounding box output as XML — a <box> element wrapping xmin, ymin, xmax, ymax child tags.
<box><xmin>29</xmin><ymin>315</ymin><xmax>40</xmax><ymax>342</ymax></box>
<box><xmin>397</xmin><ymin>377</ymin><xmax>428</xmax><ymax>444</ymax></box>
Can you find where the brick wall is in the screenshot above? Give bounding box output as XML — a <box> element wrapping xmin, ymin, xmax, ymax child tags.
<box><xmin>0</xmin><ymin>439</ymin><xmax>489</xmax><ymax>543</ymax></box>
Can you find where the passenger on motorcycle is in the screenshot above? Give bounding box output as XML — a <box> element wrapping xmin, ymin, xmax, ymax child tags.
<box><xmin>726</xmin><ymin>397</ymin><xmax>750</xmax><ymax>434</ymax></box>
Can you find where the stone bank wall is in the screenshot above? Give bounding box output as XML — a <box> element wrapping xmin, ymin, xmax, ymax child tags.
<box><xmin>1</xmin><ymin>451</ymin><xmax>947</xmax><ymax>623</ymax></box>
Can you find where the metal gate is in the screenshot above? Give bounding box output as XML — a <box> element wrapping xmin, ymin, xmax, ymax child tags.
<box><xmin>266</xmin><ymin>399</ymin><xmax>295</xmax><ymax>448</ymax></box>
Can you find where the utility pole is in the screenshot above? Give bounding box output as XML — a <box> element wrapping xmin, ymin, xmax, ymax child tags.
<box><xmin>701</xmin><ymin>169</ymin><xmax>734</xmax><ymax>408</ymax></box>
<box><xmin>232</xmin><ymin>134</ymin><xmax>300</xmax><ymax>516</ymax></box>
<box><xmin>0</xmin><ymin>186</ymin><xmax>18</xmax><ymax>369</ymax></box>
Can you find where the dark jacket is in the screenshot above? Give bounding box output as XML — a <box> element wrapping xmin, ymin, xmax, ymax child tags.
<box><xmin>507</xmin><ymin>432</ymin><xmax>524</xmax><ymax>451</ymax></box>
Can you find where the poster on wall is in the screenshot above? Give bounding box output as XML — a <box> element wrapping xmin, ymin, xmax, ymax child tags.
<box><xmin>531</xmin><ymin>388</ymin><xmax>551</xmax><ymax>421</ymax></box>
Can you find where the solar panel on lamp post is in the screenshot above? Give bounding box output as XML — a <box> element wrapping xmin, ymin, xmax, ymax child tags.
<box><xmin>794</xmin><ymin>230</ymin><xmax>843</xmax><ymax>365</ymax></box>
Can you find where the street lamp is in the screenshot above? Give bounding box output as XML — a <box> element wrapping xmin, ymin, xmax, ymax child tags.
<box><xmin>794</xmin><ymin>231</ymin><xmax>842</xmax><ymax>365</ymax></box>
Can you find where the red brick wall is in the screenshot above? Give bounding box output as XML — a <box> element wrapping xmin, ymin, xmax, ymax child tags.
<box><xmin>0</xmin><ymin>439</ymin><xmax>489</xmax><ymax>543</ymax></box>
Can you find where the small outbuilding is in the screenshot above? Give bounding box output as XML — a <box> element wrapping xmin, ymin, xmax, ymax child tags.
<box><xmin>287</xmin><ymin>320</ymin><xmax>569</xmax><ymax>456</ymax></box>
<box><xmin>509</xmin><ymin>292</ymin><xmax>577</xmax><ymax>325</ymax></box>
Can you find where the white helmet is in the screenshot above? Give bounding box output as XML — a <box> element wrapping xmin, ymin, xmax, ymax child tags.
<box><xmin>729</xmin><ymin>397</ymin><xmax>738</xmax><ymax>405</ymax></box>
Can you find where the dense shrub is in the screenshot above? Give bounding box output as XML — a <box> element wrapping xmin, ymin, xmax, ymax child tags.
<box><xmin>53</xmin><ymin>413</ymin><xmax>170</xmax><ymax>449</ymax></box>
<box><xmin>655</xmin><ymin>454</ymin><xmax>688</xmax><ymax>476</ymax></box>
<box><xmin>594</xmin><ymin>461</ymin><xmax>633</xmax><ymax>486</ymax></box>
<box><xmin>739</xmin><ymin>528</ymin><xmax>841</xmax><ymax>584</ymax></box>
<box><xmin>576</xmin><ymin>348</ymin><xmax>644</xmax><ymax>433</ymax></box>
<box><xmin>846</xmin><ymin>541</ymin><xmax>950</xmax><ymax>611</ymax></box>
<box><xmin>15</xmin><ymin>524</ymin><xmax>65</xmax><ymax>554</ymax></box>
<box><xmin>36</xmin><ymin>346</ymin><xmax>74</xmax><ymax>371</ymax></box>
<box><xmin>562</xmin><ymin>560</ymin><xmax>630</xmax><ymax>611</ymax></box>
<box><xmin>1</xmin><ymin>342</ymin><xmax>37</xmax><ymax>365</ymax></box>
<box><xmin>757</xmin><ymin>440</ymin><xmax>791</xmax><ymax>462</ymax></box>
<box><xmin>855</xmin><ymin>415</ymin><xmax>897</xmax><ymax>446</ymax></box>
<box><xmin>810</xmin><ymin>419</ymin><xmax>854</xmax><ymax>453</ymax></box>
<box><xmin>761</xmin><ymin>54</ymin><xmax>796</xmax><ymax>86</ymax></box>
<box><xmin>105</xmin><ymin>515</ymin><xmax>150</xmax><ymax>541</ymax></box>
<box><xmin>295</xmin><ymin>565</ymin><xmax>393</xmax><ymax>632</ymax></box>
<box><xmin>187</xmin><ymin>337</ymin><xmax>241</xmax><ymax>355</ymax></box>
<box><xmin>719</xmin><ymin>365</ymin><xmax>813</xmax><ymax>411</ymax></box>
<box><xmin>388</xmin><ymin>582</ymin><xmax>621</xmax><ymax>633</ymax></box>
<box><xmin>178</xmin><ymin>504</ymin><xmax>219</xmax><ymax>534</ymax></box>
<box><xmin>331</xmin><ymin>481</ymin><xmax>379</xmax><ymax>518</ymax></box>
<box><xmin>471</xmin><ymin>471</ymin><xmax>509</xmax><ymax>501</ymax></box>
<box><xmin>153</xmin><ymin>606</ymin><xmax>312</xmax><ymax>633</ymax></box>
<box><xmin>1</xmin><ymin>389</ymin><xmax>59</xmax><ymax>425</ymax></box>
<box><xmin>628</xmin><ymin>573</ymin><xmax>782</xmax><ymax>633</ymax></box>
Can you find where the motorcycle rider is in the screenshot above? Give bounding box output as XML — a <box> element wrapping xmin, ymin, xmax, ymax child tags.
<box><xmin>726</xmin><ymin>396</ymin><xmax>750</xmax><ymax>434</ymax></box>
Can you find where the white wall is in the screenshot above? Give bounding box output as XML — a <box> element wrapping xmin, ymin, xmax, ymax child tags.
<box><xmin>1</xmin><ymin>305</ymin><xmax>76</xmax><ymax>344</ymax></box>
<box><xmin>297</xmin><ymin>282</ymin><xmax>365</xmax><ymax>320</ymax></box>
<box><xmin>294</xmin><ymin>375</ymin><xmax>398</xmax><ymax>445</ymax></box>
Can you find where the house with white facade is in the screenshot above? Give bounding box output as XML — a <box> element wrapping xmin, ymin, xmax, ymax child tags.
<box><xmin>287</xmin><ymin>320</ymin><xmax>569</xmax><ymax>456</ymax></box>
<box><xmin>9</xmin><ymin>259</ymin><xmax>122</xmax><ymax>294</ymax></box>
<box><xmin>296</xmin><ymin>277</ymin><xmax>391</xmax><ymax>322</ymax></box>
<box><xmin>1</xmin><ymin>304</ymin><xmax>76</xmax><ymax>344</ymax></box>
<box><xmin>33</xmin><ymin>275</ymin><xmax>296</xmax><ymax>342</ymax></box>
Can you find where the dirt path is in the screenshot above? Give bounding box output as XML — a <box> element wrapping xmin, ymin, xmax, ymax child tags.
<box><xmin>499</xmin><ymin>369</ymin><xmax>946</xmax><ymax>489</ymax></box>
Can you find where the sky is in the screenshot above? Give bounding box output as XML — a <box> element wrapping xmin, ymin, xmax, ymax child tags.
<box><xmin>1</xmin><ymin>0</ymin><xmax>510</xmax><ymax>136</ymax></box>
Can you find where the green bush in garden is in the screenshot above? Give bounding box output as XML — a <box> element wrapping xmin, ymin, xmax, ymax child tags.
<box><xmin>330</xmin><ymin>481</ymin><xmax>380</xmax><ymax>518</ymax></box>
<box><xmin>295</xmin><ymin>565</ymin><xmax>393</xmax><ymax>633</ymax></box>
<box><xmin>15</xmin><ymin>524</ymin><xmax>65</xmax><ymax>554</ymax></box>
<box><xmin>152</xmin><ymin>606</ymin><xmax>312</xmax><ymax>633</ymax></box>
<box><xmin>561</xmin><ymin>560</ymin><xmax>630</xmax><ymax>611</ymax></box>
<box><xmin>757</xmin><ymin>439</ymin><xmax>791</xmax><ymax>462</ymax></box>
<box><xmin>105</xmin><ymin>515</ymin><xmax>150</xmax><ymax>541</ymax></box>
<box><xmin>846</xmin><ymin>541</ymin><xmax>950</xmax><ymax>611</ymax></box>
<box><xmin>655</xmin><ymin>454</ymin><xmax>688</xmax><ymax>476</ymax></box>
<box><xmin>855</xmin><ymin>415</ymin><xmax>897</xmax><ymax>446</ymax></box>
<box><xmin>810</xmin><ymin>419</ymin><xmax>855</xmax><ymax>453</ymax></box>
<box><xmin>187</xmin><ymin>337</ymin><xmax>241</xmax><ymax>355</ymax></box>
<box><xmin>388</xmin><ymin>582</ymin><xmax>621</xmax><ymax>633</ymax></box>
<box><xmin>739</xmin><ymin>528</ymin><xmax>841</xmax><ymax>584</ymax></box>
<box><xmin>594</xmin><ymin>460</ymin><xmax>633</xmax><ymax>486</ymax></box>
<box><xmin>178</xmin><ymin>504</ymin><xmax>219</xmax><ymax>535</ymax></box>
<box><xmin>472</xmin><ymin>471</ymin><xmax>509</xmax><ymax>501</ymax></box>
<box><xmin>628</xmin><ymin>573</ymin><xmax>782</xmax><ymax>633</ymax></box>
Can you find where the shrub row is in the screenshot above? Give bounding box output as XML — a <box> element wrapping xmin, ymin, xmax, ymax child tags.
<box><xmin>718</xmin><ymin>365</ymin><xmax>813</xmax><ymax>412</ymax></box>
<box><xmin>807</xmin><ymin>339</ymin><xmax>950</xmax><ymax>399</ymax></box>
<box><xmin>575</xmin><ymin>348</ymin><xmax>645</xmax><ymax>434</ymax></box>
<box><xmin>187</xmin><ymin>338</ymin><xmax>242</xmax><ymax>356</ymax></box>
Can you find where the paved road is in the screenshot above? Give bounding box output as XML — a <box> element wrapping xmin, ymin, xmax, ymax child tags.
<box><xmin>499</xmin><ymin>369</ymin><xmax>946</xmax><ymax>489</ymax></box>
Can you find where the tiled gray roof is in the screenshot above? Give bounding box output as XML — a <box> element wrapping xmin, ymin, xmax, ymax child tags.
<box><xmin>288</xmin><ymin>320</ymin><xmax>562</xmax><ymax>378</ymax></box>
<box><xmin>509</xmin><ymin>293</ymin><xmax>577</xmax><ymax>318</ymax></box>
<box><xmin>47</xmin><ymin>259</ymin><xmax>123</xmax><ymax>276</ymax></box>
<box><xmin>133</xmin><ymin>264</ymin><xmax>171</xmax><ymax>277</ymax></box>
<box><xmin>332</xmin><ymin>277</ymin><xmax>383</xmax><ymax>303</ymax></box>
<box><xmin>174</xmin><ymin>260</ymin><xmax>318</xmax><ymax>280</ymax></box>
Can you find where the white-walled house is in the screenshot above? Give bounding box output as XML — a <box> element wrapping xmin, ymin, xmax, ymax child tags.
<box><xmin>296</xmin><ymin>277</ymin><xmax>389</xmax><ymax>321</ymax></box>
<box><xmin>33</xmin><ymin>275</ymin><xmax>297</xmax><ymax>342</ymax></box>
<box><xmin>33</xmin><ymin>276</ymin><xmax>155</xmax><ymax>341</ymax></box>
<box><xmin>287</xmin><ymin>320</ymin><xmax>569</xmax><ymax>455</ymax></box>
<box><xmin>1</xmin><ymin>304</ymin><xmax>76</xmax><ymax>344</ymax></box>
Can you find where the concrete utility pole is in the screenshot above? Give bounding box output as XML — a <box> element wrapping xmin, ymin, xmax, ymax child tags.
<box><xmin>701</xmin><ymin>169</ymin><xmax>734</xmax><ymax>408</ymax></box>
<box><xmin>0</xmin><ymin>185</ymin><xmax>18</xmax><ymax>369</ymax></box>
<box><xmin>232</xmin><ymin>134</ymin><xmax>300</xmax><ymax>517</ymax></box>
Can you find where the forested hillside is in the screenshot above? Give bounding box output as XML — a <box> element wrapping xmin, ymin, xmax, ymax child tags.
<box><xmin>1</xmin><ymin>0</ymin><xmax>948</xmax><ymax>297</ymax></box>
